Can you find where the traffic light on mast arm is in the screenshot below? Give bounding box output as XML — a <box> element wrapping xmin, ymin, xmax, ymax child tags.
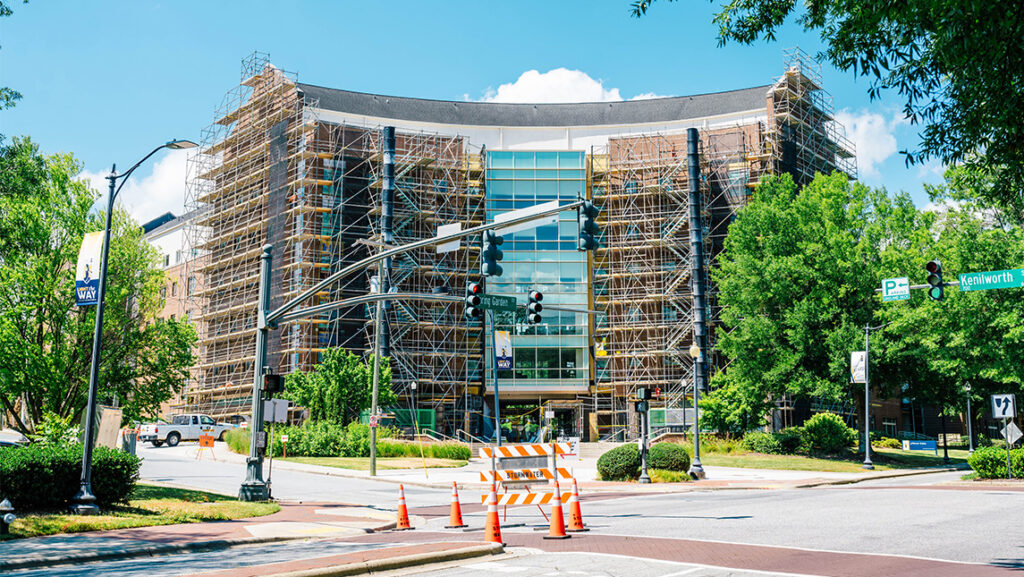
<box><xmin>465</xmin><ymin>282</ymin><xmax>483</xmax><ymax>319</ymax></box>
<box><xmin>482</xmin><ymin>230</ymin><xmax>504</xmax><ymax>276</ymax></box>
<box><xmin>526</xmin><ymin>290</ymin><xmax>543</xmax><ymax>324</ymax></box>
<box><xmin>926</xmin><ymin>260</ymin><xmax>944</xmax><ymax>301</ymax></box>
<box><xmin>578</xmin><ymin>200</ymin><xmax>600</xmax><ymax>251</ymax></box>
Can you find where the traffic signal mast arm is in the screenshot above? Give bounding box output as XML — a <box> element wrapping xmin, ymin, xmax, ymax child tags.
<box><xmin>267</xmin><ymin>199</ymin><xmax>584</xmax><ymax>326</ymax></box>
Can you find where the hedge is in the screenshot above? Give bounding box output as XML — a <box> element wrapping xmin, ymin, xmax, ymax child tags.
<box><xmin>742</xmin><ymin>431</ymin><xmax>783</xmax><ymax>454</ymax></box>
<box><xmin>597</xmin><ymin>443</ymin><xmax>641</xmax><ymax>481</ymax></box>
<box><xmin>225</xmin><ymin>423</ymin><xmax>470</xmax><ymax>460</ymax></box>
<box><xmin>0</xmin><ymin>444</ymin><xmax>140</xmax><ymax>511</ymax></box>
<box><xmin>648</xmin><ymin>442</ymin><xmax>690</xmax><ymax>471</ymax></box>
<box><xmin>968</xmin><ymin>446</ymin><xmax>1024</xmax><ymax>478</ymax></box>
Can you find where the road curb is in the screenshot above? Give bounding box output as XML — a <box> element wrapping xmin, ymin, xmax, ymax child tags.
<box><xmin>261</xmin><ymin>542</ymin><xmax>504</xmax><ymax>577</ymax></box>
<box><xmin>795</xmin><ymin>464</ymin><xmax>970</xmax><ymax>488</ymax></box>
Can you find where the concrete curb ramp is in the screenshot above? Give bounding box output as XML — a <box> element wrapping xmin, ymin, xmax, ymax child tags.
<box><xmin>260</xmin><ymin>542</ymin><xmax>504</xmax><ymax>577</ymax></box>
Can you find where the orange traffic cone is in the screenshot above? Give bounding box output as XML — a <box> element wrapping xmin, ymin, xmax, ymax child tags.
<box><xmin>445</xmin><ymin>481</ymin><xmax>467</xmax><ymax>528</ymax></box>
<box><xmin>395</xmin><ymin>484</ymin><xmax>414</xmax><ymax>530</ymax></box>
<box><xmin>567</xmin><ymin>478</ymin><xmax>588</xmax><ymax>532</ymax></box>
<box><xmin>543</xmin><ymin>480</ymin><xmax>570</xmax><ymax>539</ymax></box>
<box><xmin>483</xmin><ymin>482</ymin><xmax>504</xmax><ymax>545</ymax></box>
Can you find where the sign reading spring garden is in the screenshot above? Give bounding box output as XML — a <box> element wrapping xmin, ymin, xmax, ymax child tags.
<box><xmin>959</xmin><ymin>268</ymin><xmax>1024</xmax><ymax>292</ymax></box>
<box><xmin>75</xmin><ymin>231</ymin><xmax>104</xmax><ymax>306</ymax></box>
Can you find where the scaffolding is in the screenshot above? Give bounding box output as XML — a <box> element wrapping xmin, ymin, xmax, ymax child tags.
<box><xmin>590</xmin><ymin>49</ymin><xmax>855</xmax><ymax>439</ymax></box>
<box><xmin>181</xmin><ymin>50</ymin><xmax>854</xmax><ymax>438</ymax></box>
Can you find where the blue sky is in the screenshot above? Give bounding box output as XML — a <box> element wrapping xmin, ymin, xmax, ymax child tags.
<box><xmin>1</xmin><ymin>1</ymin><xmax>944</xmax><ymax>223</ymax></box>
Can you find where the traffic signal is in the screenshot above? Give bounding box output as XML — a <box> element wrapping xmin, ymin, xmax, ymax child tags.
<box><xmin>926</xmin><ymin>260</ymin><xmax>944</xmax><ymax>301</ymax></box>
<box><xmin>577</xmin><ymin>200</ymin><xmax>600</xmax><ymax>251</ymax></box>
<box><xmin>526</xmin><ymin>290</ymin><xmax>543</xmax><ymax>324</ymax></box>
<box><xmin>263</xmin><ymin>373</ymin><xmax>283</xmax><ymax>395</ymax></box>
<box><xmin>465</xmin><ymin>282</ymin><xmax>482</xmax><ymax>318</ymax></box>
<box><xmin>654</xmin><ymin>386</ymin><xmax>661</xmax><ymax>399</ymax></box>
<box><xmin>482</xmin><ymin>231</ymin><xmax>504</xmax><ymax>276</ymax></box>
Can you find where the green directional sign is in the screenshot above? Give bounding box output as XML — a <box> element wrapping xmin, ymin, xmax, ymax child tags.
<box><xmin>959</xmin><ymin>268</ymin><xmax>1024</xmax><ymax>292</ymax></box>
<box><xmin>479</xmin><ymin>294</ymin><xmax>516</xmax><ymax>312</ymax></box>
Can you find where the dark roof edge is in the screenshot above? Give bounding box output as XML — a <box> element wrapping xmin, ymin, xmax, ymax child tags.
<box><xmin>296</xmin><ymin>83</ymin><xmax>772</xmax><ymax>128</ymax></box>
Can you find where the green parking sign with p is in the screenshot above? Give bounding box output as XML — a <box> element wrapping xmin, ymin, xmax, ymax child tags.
<box><xmin>882</xmin><ymin>277</ymin><xmax>910</xmax><ymax>302</ymax></box>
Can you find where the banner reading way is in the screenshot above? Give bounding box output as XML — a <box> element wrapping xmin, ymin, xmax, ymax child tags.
<box><xmin>75</xmin><ymin>232</ymin><xmax>104</xmax><ymax>306</ymax></box>
<box><xmin>495</xmin><ymin>330</ymin><xmax>512</xmax><ymax>370</ymax></box>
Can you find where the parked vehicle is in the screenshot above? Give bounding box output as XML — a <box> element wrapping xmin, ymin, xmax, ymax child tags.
<box><xmin>138</xmin><ymin>414</ymin><xmax>232</xmax><ymax>447</ymax></box>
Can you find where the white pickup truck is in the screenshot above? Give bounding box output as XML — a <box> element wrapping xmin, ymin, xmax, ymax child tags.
<box><xmin>139</xmin><ymin>414</ymin><xmax>233</xmax><ymax>447</ymax></box>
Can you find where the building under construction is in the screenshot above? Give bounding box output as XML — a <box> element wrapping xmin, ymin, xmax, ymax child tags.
<box><xmin>184</xmin><ymin>50</ymin><xmax>855</xmax><ymax>440</ymax></box>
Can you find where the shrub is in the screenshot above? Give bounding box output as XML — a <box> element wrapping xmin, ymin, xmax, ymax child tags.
<box><xmin>377</xmin><ymin>439</ymin><xmax>414</xmax><ymax>457</ymax></box>
<box><xmin>648</xmin><ymin>442</ymin><xmax>690</xmax><ymax>471</ymax></box>
<box><xmin>802</xmin><ymin>413</ymin><xmax>857</xmax><ymax>454</ymax></box>
<box><xmin>742</xmin><ymin>431</ymin><xmax>783</xmax><ymax>454</ymax></box>
<box><xmin>0</xmin><ymin>444</ymin><xmax>140</xmax><ymax>511</ymax></box>
<box><xmin>699</xmin><ymin>434</ymin><xmax>742</xmax><ymax>454</ymax></box>
<box><xmin>776</xmin><ymin>427</ymin><xmax>804</xmax><ymax>454</ymax></box>
<box><xmin>430</xmin><ymin>442</ymin><xmax>471</xmax><ymax>460</ymax></box>
<box><xmin>225</xmin><ymin>428</ymin><xmax>250</xmax><ymax>454</ymax></box>
<box><xmin>597</xmin><ymin>443</ymin><xmax>641</xmax><ymax>481</ymax></box>
<box><xmin>342</xmin><ymin>422</ymin><xmax>371</xmax><ymax>457</ymax></box>
<box><xmin>872</xmin><ymin>437</ymin><xmax>901</xmax><ymax>449</ymax></box>
<box><xmin>968</xmin><ymin>446</ymin><xmax>1024</xmax><ymax>478</ymax></box>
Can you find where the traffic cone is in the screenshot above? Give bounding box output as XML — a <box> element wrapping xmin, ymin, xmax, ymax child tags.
<box><xmin>567</xmin><ymin>478</ymin><xmax>588</xmax><ymax>532</ymax></box>
<box><xmin>543</xmin><ymin>480</ymin><xmax>570</xmax><ymax>539</ymax></box>
<box><xmin>445</xmin><ymin>481</ymin><xmax>467</xmax><ymax>528</ymax></box>
<box><xmin>395</xmin><ymin>484</ymin><xmax>414</xmax><ymax>530</ymax></box>
<box><xmin>483</xmin><ymin>482</ymin><xmax>504</xmax><ymax>545</ymax></box>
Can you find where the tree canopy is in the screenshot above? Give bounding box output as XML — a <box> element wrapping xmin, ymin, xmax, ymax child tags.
<box><xmin>283</xmin><ymin>347</ymin><xmax>396</xmax><ymax>424</ymax></box>
<box><xmin>0</xmin><ymin>137</ymin><xmax>196</xmax><ymax>432</ymax></box>
<box><xmin>631</xmin><ymin>0</ymin><xmax>1024</xmax><ymax>218</ymax></box>
<box><xmin>703</xmin><ymin>171</ymin><xmax>1024</xmax><ymax>431</ymax></box>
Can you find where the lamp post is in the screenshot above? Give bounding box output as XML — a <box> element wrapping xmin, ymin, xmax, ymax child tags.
<box><xmin>72</xmin><ymin>139</ymin><xmax>197</xmax><ymax>514</ymax></box>
<box><xmin>965</xmin><ymin>382</ymin><xmax>974</xmax><ymax>454</ymax></box>
<box><xmin>688</xmin><ymin>343</ymin><xmax>705</xmax><ymax>480</ymax></box>
<box><xmin>859</xmin><ymin>321</ymin><xmax>893</xmax><ymax>472</ymax></box>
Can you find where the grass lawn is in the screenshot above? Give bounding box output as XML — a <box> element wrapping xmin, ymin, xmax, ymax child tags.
<box><xmin>699</xmin><ymin>447</ymin><xmax>968</xmax><ymax>474</ymax></box>
<box><xmin>281</xmin><ymin>456</ymin><xmax>468</xmax><ymax>471</ymax></box>
<box><xmin>3</xmin><ymin>484</ymin><xmax>280</xmax><ymax>540</ymax></box>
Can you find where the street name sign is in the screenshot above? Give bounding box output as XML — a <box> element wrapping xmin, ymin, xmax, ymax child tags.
<box><xmin>959</xmin><ymin>268</ymin><xmax>1024</xmax><ymax>292</ymax></box>
<box><xmin>479</xmin><ymin>294</ymin><xmax>516</xmax><ymax>312</ymax></box>
<box><xmin>992</xmin><ymin>394</ymin><xmax>1016</xmax><ymax>419</ymax></box>
<box><xmin>881</xmin><ymin>277</ymin><xmax>910</xmax><ymax>302</ymax></box>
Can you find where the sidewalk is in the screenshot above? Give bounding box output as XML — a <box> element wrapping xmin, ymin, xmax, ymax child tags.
<box><xmin>0</xmin><ymin>502</ymin><xmax>400</xmax><ymax>572</ymax></box>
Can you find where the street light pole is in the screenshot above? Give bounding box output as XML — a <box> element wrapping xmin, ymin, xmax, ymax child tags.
<box><xmin>863</xmin><ymin>324</ymin><xmax>874</xmax><ymax>470</ymax></box>
<box><xmin>688</xmin><ymin>343</ymin><xmax>705</xmax><ymax>480</ymax></box>
<box><xmin>965</xmin><ymin>382</ymin><xmax>974</xmax><ymax>454</ymax></box>
<box><xmin>72</xmin><ymin>140</ymin><xmax>196</xmax><ymax>515</ymax></box>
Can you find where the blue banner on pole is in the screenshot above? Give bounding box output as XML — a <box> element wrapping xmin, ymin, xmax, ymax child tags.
<box><xmin>495</xmin><ymin>330</ymin><xmax>512</xmax><ymax>370</ymax></box>
<box><xmin>75</xmin><ymin>232</ymin><xmax>103</xmax><ymax>306</ymax></box>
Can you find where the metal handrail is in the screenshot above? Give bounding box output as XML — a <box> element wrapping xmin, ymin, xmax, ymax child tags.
<box><xmin>455</xmin><ymin>429</ymin><xmax>487</xmax><ymax>444</ymax></box>
<box><xmin>419</xmin><ymin>428</ymin><xmax>452</xmax><ymax>442</ymax></box>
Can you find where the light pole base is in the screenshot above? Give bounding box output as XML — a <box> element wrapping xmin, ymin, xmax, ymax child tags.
<box><xmin>639</xmin><ymin>473</ymin><xmax>651</xmax><ymax>484</ymax></box>
<box><xmin>238</xmin><ymin>482</ymin><xmax>270</xmax><ymax>502</ymax></box>
<box><xmin>862</xmin><ymin>462</ymin><xmax>875</xmax><ymax>470</ymax></box>
<box><xmin>70</xmin><ymin>502</ymin><xmax>100</xmax><ymax>515</ymax></box>
<box><xmin>688</xmin><ymin>461</ymin><xmax>706</xmax><ymax>480</ymax></box>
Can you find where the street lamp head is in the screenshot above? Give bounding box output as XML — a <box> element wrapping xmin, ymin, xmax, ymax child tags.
<box><xmin>689</xmin><ymin>344</ymin><xmax>701</xmax><ymax>359</ymax></box>
<box><xmin>165</xmin><ymin>139</ymin><xmax>198</xmax><ymax>150</ymax></box>
<box><xmin>964</xmin><ymin>382</ymin><xmax>972</xmax><ymax>392</ymax></box>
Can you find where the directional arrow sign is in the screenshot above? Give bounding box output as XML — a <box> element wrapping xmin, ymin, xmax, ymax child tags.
<box><xmin>959</xmin><ymin>268</ymin><xmax>1024</xmax><ymax>292</ymax></box>
<box><xmin>882</xmin><ymin>277</ymin><xmax>910</xmax><ymax>302</ymax></box>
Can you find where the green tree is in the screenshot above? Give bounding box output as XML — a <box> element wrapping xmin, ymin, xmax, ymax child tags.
<box><xmin>0</xmin><ymin>1</ymin><xmax>28</xmax><ymax>110</ymax></box>
<box><xmin>706</xmin><ymin>173</ymin><xmax>925</xmax><ymax>424</ymax></box>
<box><xmin>0</xmin><ymin>137</ymin><xmax>196</xmax><ymax>433</ymax></box>
<box><xmin>631</xmin><ymin>0</ymin><xmax>1024</xmax><ymax>216</ymax></box>
<box><xmin>284</xmin><ymin>348</ymin><xmax>396</xmax><ymax>423</ymax></box>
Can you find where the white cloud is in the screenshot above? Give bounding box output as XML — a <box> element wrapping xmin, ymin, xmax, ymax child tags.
<box><xmin>834</xmin><ymin>109</ymin><xmax>903</xmax><ymax>180</ymax></box>
<box><xmin>78</xmin><ymin>151</ymin><xmax>189</xmax><ymax>226</ymax></box>
<box><xmin>481</xmin><ymin>68</ymin><xmax>670</xmax><ymax>104</ymax></box>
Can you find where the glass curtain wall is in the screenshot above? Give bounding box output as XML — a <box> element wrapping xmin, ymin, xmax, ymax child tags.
<box><xmin>484</xmin><ymin>151</ymin><xmax>590</xmax><ymax>395</ymax></box>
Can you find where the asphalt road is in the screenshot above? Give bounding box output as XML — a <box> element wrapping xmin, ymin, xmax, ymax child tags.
<box><xmin>137</xmin><ymin>445</ymin><xmax>1023</xmax><ymax>573</ymax></box>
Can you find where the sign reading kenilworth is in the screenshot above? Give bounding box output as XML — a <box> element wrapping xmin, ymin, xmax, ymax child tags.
<box><xmin>959</xmin><ymin>268</ymin><xmax>1024</xmax><ymax>292</ymax></box>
